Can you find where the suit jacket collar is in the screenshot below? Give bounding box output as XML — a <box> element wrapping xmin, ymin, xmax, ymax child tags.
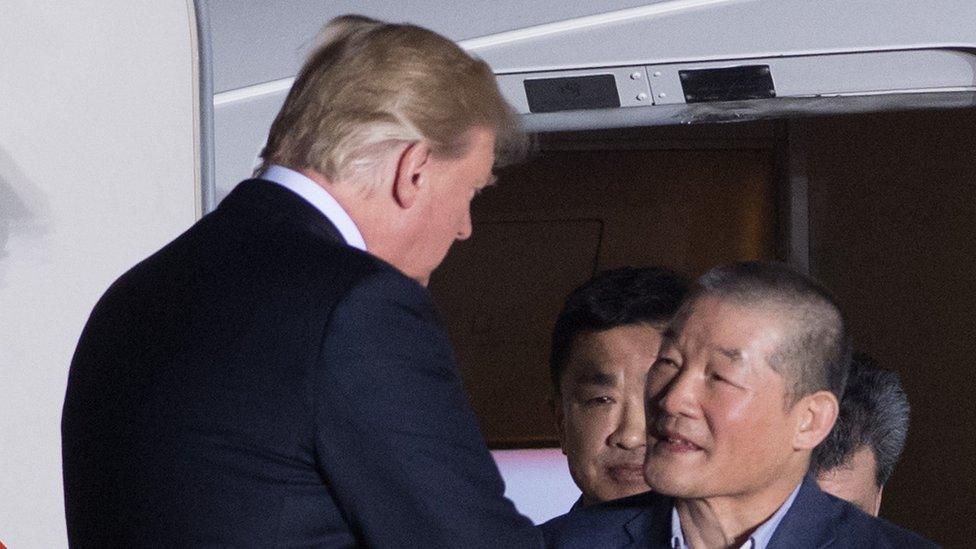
<box><xmin>766</xmin><ymin>475</ymin><xmax>839</xmax><ymax>549</ymax></box>
<box><xmin>218</xmin><ymin>179</ymin><xmax>346</xmax><ymax>245</ymax></box>
<box><xmin>625</xmin><ymin>477</ymin><xmax>837</xmax><ymax>548</ymax></box>
<box><xmin>614</xmin><ymin>492</ymin><xmax>675</xmax><ymax>548</ymax></box>
<box><xmin>623</xmin><ymin>504</ymin><xmax>666</xmax><ymax>547</ymax></box>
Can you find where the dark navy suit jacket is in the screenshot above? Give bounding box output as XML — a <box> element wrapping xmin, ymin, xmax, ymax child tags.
<box><xmin>541</xmin><ymin>476</ymin><xmax>936</xmax><ymax>548</ymax></box>
<box><xmin>62</xmin><ymin>179</ymin><xmax>541</xmax><ymax>547</ymax></box>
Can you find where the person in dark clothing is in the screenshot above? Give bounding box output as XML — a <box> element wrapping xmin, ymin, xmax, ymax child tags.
<box><xmin>542</xmin><ymin>262</ymin><xmax>934</xmax><ymax>548</ymax></box>
<box><xmin>62</xmin><ymin>15</ymin><xmax>540</xmax><ymax>548</ymax></box>
<box><xmin>548</xmin><ymin>267</ymin><xmax>688</xmax><ymax>508</ymax></box>
<box><xmin>812</xmin><ymin>353</ymin><xmax>911</xmax><ymax>516</ymax></box>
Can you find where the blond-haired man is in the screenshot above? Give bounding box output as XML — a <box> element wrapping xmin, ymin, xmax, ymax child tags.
<box><xmin>63</xmin><ymin>16</ymin><xmax>540</xmax><ymax>547</ymax></box>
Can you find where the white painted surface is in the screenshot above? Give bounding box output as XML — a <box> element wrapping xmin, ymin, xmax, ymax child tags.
<box><xmin>209</xmin><ymin>0</ymin><xmax>976</xmax><ymax>93</ymax></box>
<box><xmin>493</xmin><ymin>448</ymin><xmax>582</xmax><ymax>525</ymax></box>
<box><xmin>209</xmin><ymin>0</ymin><xmax>976</xmax><ymax>210</ymax></box>
<box><xmin>0</xmin><ymin>2</ymin><xmax>199</xmax><ymax>546</ymax></box>
<box><xmin>203</xmin><ymin>0</ymin><xmax>656</xmax><ymax>93</ymax></box>
<box><xmin>472</xmin><ymin>0</ymin><xmax>976</xmax><ymax>72</ymax></box>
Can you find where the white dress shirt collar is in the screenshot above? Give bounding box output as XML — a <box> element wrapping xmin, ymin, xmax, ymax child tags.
<box><xmin>259</xmin><ymin>165</ymin><xmax>367</xmax><ymax>251</ymax></box>
<box><xmin>670</xmin><ymin>482</ymin><xmax>802</xmax><ymax>549</ymax></box>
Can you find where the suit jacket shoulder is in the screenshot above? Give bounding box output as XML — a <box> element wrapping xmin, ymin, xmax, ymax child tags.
<box><xmin>63</xmin><ymin>178</ymin><xmax>541</xmax><ymax>547</ymax></box>
<box><xmin>768</xmin><ymin>476</ymin><xmax>939</xmax><ymax>549</ymax></box>
<box><xmin>541</xmin><ymin>491</ymin><xmax>672</xmax><ymax>548</ymax></box>
<box><xmin>541</xmin><ymin>478</ymin><xmax>937</xmax><ymax>549</ymax></box>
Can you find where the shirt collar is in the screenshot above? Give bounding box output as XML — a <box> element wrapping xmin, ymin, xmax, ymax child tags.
<box><xmin>670</xmin><ymin>482</ymin><xmax>802</xmax><ymax>549</ymax></box>
<box><xmin>259</xmin><ymin>165</ymin><xmax>367</xmax><ymax>251</ymax></box>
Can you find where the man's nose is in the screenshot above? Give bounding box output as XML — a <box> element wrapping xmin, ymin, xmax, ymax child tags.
<box><xmin>608</xmin><ymin>398</ymin><xmax>646</xmax><ymax>450</ymax></box>
<box><xmin>653</xmin><ymin>368</ymin><xmax>699</xmax><ymax>419</ymax></box>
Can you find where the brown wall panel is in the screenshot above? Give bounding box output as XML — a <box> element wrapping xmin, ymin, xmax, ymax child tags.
<box><xmin>430</xmin><ymin>147</ymin><xmax>777</xmax><ymax>447</ymax></box>
<box><xmin>806</xmin><ymin>108</ymin><xmax>976</xmax><ymax>548</ymax></box>
<box><xmin>431</xmin><ymin>220</ymin><xmax>604</xmax><ymax>446</ymax></box>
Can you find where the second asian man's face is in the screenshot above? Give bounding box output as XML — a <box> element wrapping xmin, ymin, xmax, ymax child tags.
<box><xmin>817</xmin><ymin>446</ymin><xmax>883</xmax><ymax>516</ymax></box>
<box><xmin>556</xmin><ymin>323</ymin><xmax>663</xmax><ymax>506</ymax></box>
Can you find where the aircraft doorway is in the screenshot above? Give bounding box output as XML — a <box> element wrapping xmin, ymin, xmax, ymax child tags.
<box><xmin>430</xmin><ymin>123</ymin><xmax>785</xmax><ymax>448</ymax></box>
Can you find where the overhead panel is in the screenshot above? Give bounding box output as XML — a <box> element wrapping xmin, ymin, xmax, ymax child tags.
<box><xmin>499</xmin><ymin>66</ymin><xmax>651</xmax><ymax>114</ymax></box>
<box><xmin>647</xmin><ymin>50</ymin><xmax>976</xmax><ymax>105</ymax></box>
<box><xmin>496</xmin><ymin>49</ymin><xmax>976</xmax><ymax>119</ymax></box>
<box><xmin>471</xmin><ymin>0</ymin><xmax>976</xmax><ymax>74</ymax></box>
<box><xmin>205</xmin><ymin>0</ymin><xmax>976</xmax><ymax>208</ymax></box>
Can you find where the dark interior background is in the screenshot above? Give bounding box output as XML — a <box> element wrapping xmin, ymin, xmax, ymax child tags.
<box><xmin>429</xmin><ymin>108</ymin><xmax>976</xmax><ymax>547</ymax></box>
<box><xmin>804</xmin><ymin>108</ymin><xmax>976</xmax><ymax>549</ymax></box>
<box><xmin>430</xmin><ymin>129</ymin><xmax>779</xmax><ymax>447</ymax></box>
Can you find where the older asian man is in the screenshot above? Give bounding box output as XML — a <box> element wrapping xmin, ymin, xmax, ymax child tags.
<box><xmin>541</xmin><ymin>262</ymin><xmax>934</xmax><ymax>548</ymax></box>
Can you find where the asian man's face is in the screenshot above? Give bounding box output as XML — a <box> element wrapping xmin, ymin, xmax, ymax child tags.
<box><xmin>817</xmin><ymin>446</ymin><xmax>883</xmax><ymax>516</ymax></box>
<box><xmin>644</xmin><ymin>297</ymin><xmax>808</xmax><ymax>500</ymax></box>
<box><xmin>555</xmin><ymin>323</ymin><xmax>662</xmax><ymax>505</ymax></box>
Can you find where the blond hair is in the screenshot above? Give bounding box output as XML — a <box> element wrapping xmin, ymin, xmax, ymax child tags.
<box><xmin>259</xmin><ymin>15</ymin><xmax>524</xmax><ymax>182</ymax></box>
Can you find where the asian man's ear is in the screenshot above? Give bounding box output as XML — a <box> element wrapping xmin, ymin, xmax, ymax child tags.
<box><xmin>792</xmin><ymin>390</ymin><xmax>839</xmax><ymax>451</ymax></box>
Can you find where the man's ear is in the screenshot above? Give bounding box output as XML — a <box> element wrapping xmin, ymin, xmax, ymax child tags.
<box><xmin>792</xmin><ymin>390</ymin><xmax>839</xmax><ymax>451</ymax></box>
<box><xmin>550</xmin><ymin>393</ymin><xmax>568</xmax><ymax>456</ymax></box>
<box><xmin>392</xmin><ymin>140</ymin><xmax>432</xmax><ymax>209</ymax></box>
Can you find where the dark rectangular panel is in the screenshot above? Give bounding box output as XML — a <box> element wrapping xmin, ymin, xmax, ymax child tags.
<box><xmin>680</xmin><ymin>65</ymin><xmax>775</xmax><ymax>103</ymax></box>
<box><xmin>524</xmin><ymin>74</ymin><xmax>621</xmax><ymax>113</ymax></box>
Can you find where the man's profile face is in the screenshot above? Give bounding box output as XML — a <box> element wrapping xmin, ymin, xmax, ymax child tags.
<box><xmin>817</xmin><ymin>446</ymin><xmax>882</xmax><ymax>516</ymax></box>
<box><xmin>405</xmin><ymin>127</ymin><xmax>496</xmax><ymax>285</ymax></box>
<box><xmin>555</xmin><ymin>323</ymin><xmax>662</xmax><ymax>505</ymax></box>
<box><xmin>644</xmin><ymin>296</ymin><xmax>803</xmax><ymax>500</ymax></box>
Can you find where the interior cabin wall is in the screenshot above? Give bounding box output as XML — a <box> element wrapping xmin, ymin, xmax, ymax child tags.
<box><xmin>432</xmin><ymin>110</ymin><xmax>975</xmax><ymax>543</ymax></box>
<box><xmin>802</xmin><ymin>108</ymin><xmax>976</xmax><ymax>548</ymax></box>
<box><xmin>430</xmin><ymin>123</ymin><xmax>783</xmax><ymax>448</ymax></box>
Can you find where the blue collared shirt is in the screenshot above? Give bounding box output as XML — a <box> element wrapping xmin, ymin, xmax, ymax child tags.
<box><xmin>259</xmin><ymin>165</ymin><xmax>368</xmax><ymax>251</ymax></box>
<box><xmin>670</xmin><ymin>483</ymin><xmax>802</xmax><ymax>549</ymax></box>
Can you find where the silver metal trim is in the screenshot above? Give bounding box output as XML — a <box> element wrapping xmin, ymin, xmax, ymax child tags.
<box><xmin>519</xmin><ymin>91</ymin><xmax>976</xmax><ymax>132</ymax></box>
<box><xmin>193</xmin><ymin>0</ymin><xmax>216</xmax><ymax>214</ymax></box>
<box><xmin>785</xmin><ymin>120</ymin><xmax>810</xmax><ymax>274</ymax></box>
